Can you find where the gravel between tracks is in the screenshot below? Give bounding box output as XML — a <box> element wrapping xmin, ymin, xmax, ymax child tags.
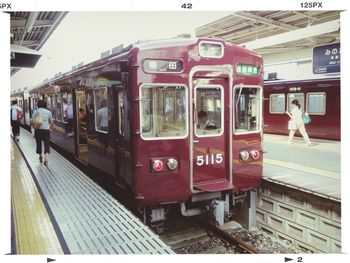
<box><xmin>227</xmin><ymin>227</ymin><xmax>310</xmax><ymax>254</ymax></box>
<box><xmin>174</xmin><ymin>226</ymin><xmax>310</xmax><ymax>254</ymax></box>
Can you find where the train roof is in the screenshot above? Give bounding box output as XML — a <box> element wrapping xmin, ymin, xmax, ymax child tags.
<box><xmin>29</xmin><ymin>37</ymin><xmax>260</xmax><ymax>93</ymax></box>
<box><xmin>264</xmin><ymin>77</ymin><xmax>340</xmax><ymax>85</ymax></box>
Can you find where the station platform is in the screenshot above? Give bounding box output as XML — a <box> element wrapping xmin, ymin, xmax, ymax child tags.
<box><xmin>263</xmin><ymin>134</ymin><xmax>340</xmax><ymax>202</ymax></box>
<box><xmin>11</xmin><ymin>128</ymin><xmax>173</xmax><ymax>254</ymax></box>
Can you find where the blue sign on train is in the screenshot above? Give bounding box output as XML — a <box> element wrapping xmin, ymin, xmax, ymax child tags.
<box><xmin>313</xmin><ymin>43</ymin><xmax>340</xmax><ymax>74</ymax></box>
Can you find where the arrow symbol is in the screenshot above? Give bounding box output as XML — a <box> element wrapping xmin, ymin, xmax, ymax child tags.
<box><xmin>47</xmin><ymin>258</ymin><xmax>56</xmax><ymax>263</ymax></box>
<box><xmin>285</xmin><ymin>257</ymin><xmax>293</xmax><ymax>262</ymax></box>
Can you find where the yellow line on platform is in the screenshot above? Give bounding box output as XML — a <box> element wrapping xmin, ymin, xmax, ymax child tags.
<box><xmin>264</xmin><ymin>158</ymin><xmax>340</xmax><ymax>179</ymax></box>
<box><xmin>11</xmin><ymin>140</ymin><xmax>63</xmax><ymax>254</ymax></box>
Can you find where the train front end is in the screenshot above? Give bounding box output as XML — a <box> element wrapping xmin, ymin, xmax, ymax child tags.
<box><xmin>132</xmin><ymin>38</ymin><xmax>263</xmax><ymax>229</ymax></box>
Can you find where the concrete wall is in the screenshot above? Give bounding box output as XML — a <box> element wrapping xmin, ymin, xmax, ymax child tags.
<box><xmin>257</xmin><ymin>181</ymin><xmax>341</xmax><ymax>253</ymax></box>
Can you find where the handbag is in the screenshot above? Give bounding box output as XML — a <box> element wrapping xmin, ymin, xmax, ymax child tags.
<box><xmin>288</xmin><ymin>120</ymin><xmax>297</xmax><ymax>130</ymax></box>
<box><xmin>32</xmin><ymin>111</ymin><xmax>43</xmax><ymax>129</ymax></box>
<box><xmin>302</xmin><ymin>112</ymin><xmax>311</xmax><ymax>124</ymax></box>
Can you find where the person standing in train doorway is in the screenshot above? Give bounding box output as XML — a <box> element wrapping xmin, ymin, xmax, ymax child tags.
<box><xmin>10</xmin><ymin>99</ymin><xmax>23</xmax><ymax>141</ymax></box>
<box><xmin>285</xmin><ymin>99</ymin><xmax>312</xmax><ymax>146</ymax></box>
<box><xmin>31</xmin><ymin>99</ymin><xmax>53</xmax><ymax>166</ymax></box>
<box><xmin>97</xmin><ymin>99</ymin><xmax>109</xmax><ymax>152</ymax></box>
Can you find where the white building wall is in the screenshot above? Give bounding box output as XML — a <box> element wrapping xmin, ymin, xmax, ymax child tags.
<box><xmin>262</xmin><ymin>47</ymin><xmax>340</xmax><ymax>81</ymax></box>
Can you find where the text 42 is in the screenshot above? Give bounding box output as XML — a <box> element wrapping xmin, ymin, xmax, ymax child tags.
<box><xmin>196</xmin><ymin>154</ymin><xmax>223</xmax><ymax>166</ymax></box>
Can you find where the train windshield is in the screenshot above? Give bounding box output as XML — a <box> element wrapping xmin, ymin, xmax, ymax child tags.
<box><xmin>140</xmin><ymin>85</ymin><xmax>187</xmax><ymax>139</ymax></box>
<box><xmin>234</xmin><ymin>86</ymin><xmax>262</xmax><ymax>133</ymax></box>
<box><xmin>195</xmin><ymin>86</ymin><xmax>223</xmax><ymax>136</ymax></box>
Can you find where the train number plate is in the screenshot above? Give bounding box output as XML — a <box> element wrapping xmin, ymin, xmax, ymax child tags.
<box><xmin>196</xmin><ymin>154</ymin><xmax>223</xmax><ymax>166</ymax></box>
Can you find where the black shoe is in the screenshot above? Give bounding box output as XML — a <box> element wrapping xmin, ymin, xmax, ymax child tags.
<box><xmin>39</xmin><ymin>156</ymin><xmax>43</xmax><ymax>163</ymax></box>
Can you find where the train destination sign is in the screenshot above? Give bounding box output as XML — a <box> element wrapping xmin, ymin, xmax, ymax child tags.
<box><xmin>236</xmin><ymin>64</ymin><xmax>259</xmax><ymax>76</ymax></box>
<box><xmin>143</xmin><ymin>59</ymin><xmax>183</xmax><ymax>73</ymax></box>
<box><xmin>313</xmin><ymin>43</ymin><xmax>340</xmax><ymax>74</ymax></box>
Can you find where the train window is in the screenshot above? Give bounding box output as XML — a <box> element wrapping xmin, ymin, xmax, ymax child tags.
<box><xmin>62</xmin><ymin>93</ymin><xmax>68</xmax><ymax>123</ymax></box>
<box><xmin>307</xmin><ymin>92</ymin><xmax>326</xmax><ymax>115</ymax></box>
<box><xmin>140</xmin><ymin>85</ymin><xmax>187</xmax><ymax>139</ymax></box>
<box><xmin>56</xmin><ymin>94</ymin><xmax>62</xmax><ymax>122</ymax></box>
<box><xmin>67</xmin><ymin>94</ymin><xmax>74</xmax><ymax>121</ymax></box>
<box><xmin>51</xmin><ymin>95</ymin><xmax>57</xmax><ymax>120</ymax></box>
<box><xmin>195</xmin><ymin>86</ymin><xmax>223</xmax><ymax>137</ymax></box>
<box><xmin>30</xmin><ymin>98</ymin><xmax>36</xmax><ymax>112</ymax></box>
<box><xmin>287</xmin><ymin>93</ymin><xmax>304</xmax><ymax>112</ymax></box>
<box><xmin>24</xmin><ymin>100</ymin><xmax>30</xmax><ymax>125</ymax></box>
<box><xmin>94</xmin><ymin>87</ymin><xmax>109</xmax><ymax>133</ymax></box>
<box><xmin>46</xmin><ymin>97</ymin><xmax>51</xmax><ymax>112</ymax></box>
<box><xmin>269</xmin><ymin>94</ymin><xmax>285</xmax><ymax>114</ymax></box>
<box><xmin>234</xmin><ymin>86</ymin><xmax>262</xmax><ymax>134</ymax></box>
<box><xmin>118</xmin><ymin>91</ymin><xmax>124</xmax><ymax>135</ymax></box>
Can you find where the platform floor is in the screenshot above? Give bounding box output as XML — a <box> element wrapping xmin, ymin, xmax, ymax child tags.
<box><xmin>11</xmin><ymin>128</ymin><xmax>173</xmax><ymax>254</ymax></box>
<box><xmin>263</xmin><ymin>134</ymin><xmax>340</xmax><ymax>201</ymax></box>
<box><xmin>11</xmin><ymin>139</ymin><xmax>63</xmax><ymax>254</ymax></box>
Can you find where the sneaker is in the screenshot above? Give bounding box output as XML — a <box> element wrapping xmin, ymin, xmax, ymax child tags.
<box><xmin>306</xmin><ymin>142</ymin><xmax>313</xmax><ymax>146</ymax></box>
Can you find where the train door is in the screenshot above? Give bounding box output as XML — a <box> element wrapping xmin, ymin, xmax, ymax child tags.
<box><xmin>191</xmin><ymin>75</ymin><xmax>232</xmax><ymax>192</ymax></box>
<box><xmin>75</xmin><ymin>90</ymin><xmax>88</xmax><ymax>163</ymax></box>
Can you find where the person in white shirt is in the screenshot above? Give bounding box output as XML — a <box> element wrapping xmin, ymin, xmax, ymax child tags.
<box><xmin>97</xmin><ymin>99</ymin><xmax>109</xmax><ymax>150</ymax></box>
<box><xmin>285</xmin><ymin>99</ymin><xmax>311</xmax><ymax>146</ymax></box>
<box><xmin>31</xmin><ymin>99</ymin><xmax>53</xmax><ymax>166</ymax></box>
<box><xmin>97</xmin><ymin>99</ymin><xmax>108</xmax><ymax>132</ymax></box>
<box><xmin>10</xmin><ymin>99</ymin><xmax>23</xmax><ymax>141</ymax></box>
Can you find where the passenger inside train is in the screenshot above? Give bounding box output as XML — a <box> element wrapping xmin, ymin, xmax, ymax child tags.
<box><xmin>197</xmin><ymin>110</ymin><xmax>217</xmax><ymax>130</ymax></box>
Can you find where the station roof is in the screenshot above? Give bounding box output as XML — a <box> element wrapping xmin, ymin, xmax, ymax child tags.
<box><xmin>193</xmin><ymin>11</ymin><xmax>340</xmax><ymax>54</ymax></box>
<box><xmin>10</xmin><ymin>11</ymin><xmax>67</xmax><ymax>76</ymax></box>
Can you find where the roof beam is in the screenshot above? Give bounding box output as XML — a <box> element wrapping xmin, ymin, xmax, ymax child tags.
<box><xmin>241</xmin><ymin>19</ymin><xmax>340</xmax><ymax>50</ymax></box>
<box><xmin>11</xmin><ymin>19</ymin><xmax>55</xmax><ymax>29</ymax></box>
<box><xmin>19</xmin><ymin>12</ymin><xmax>38</xmax><ymax>45</ymax></box>
<box><xmin>291</xmin><ymin>11</ymin><xmax>318</xmax><ymax>24</ymax></box>
<box><xmin>12</xmin><ymin>40</ymin><xmax>40</xmax><ymax>46</ymax></box>
<box><xmin>257</xmin><ymin>47</ymin><xmax>307</xmax><ymax>54</ymax></box>
<box><xmin>232</xmin><ymin>11</ymin><xmax>299</xmax><ymax>31</ymax></box>
<box><xmin>222</xmin><ymin>24</ymin><xmax>271</xmax><ymax>42</ymax></box>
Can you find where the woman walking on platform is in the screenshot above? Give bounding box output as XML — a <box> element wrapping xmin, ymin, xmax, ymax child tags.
<box><xmin>31</xmin><ymin>99</ymin><xmax>53</xmax><ymax>166</ymax></box>
<box><xmin>285</xmin><ymin>99</ymin><xmax>312</xmax><ymax>146</ymax></box>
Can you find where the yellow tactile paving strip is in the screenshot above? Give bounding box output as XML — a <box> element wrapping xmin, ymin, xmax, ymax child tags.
<box><xmin>11</xmin><ymin>140</ymin><xmax>63</xmax><ymax>254</ymax></box>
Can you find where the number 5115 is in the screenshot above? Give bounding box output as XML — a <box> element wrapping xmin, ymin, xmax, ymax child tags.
<box><xmin>196</xmin><ymin>153</ymin><xmax>223</xmax><ymax>166</ymax></box>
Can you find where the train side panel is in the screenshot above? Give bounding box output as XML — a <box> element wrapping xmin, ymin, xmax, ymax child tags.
<box><xmin>263</xmin><ymin>78</ymin><xmax>340</xmax><ymax>141</ymax></box>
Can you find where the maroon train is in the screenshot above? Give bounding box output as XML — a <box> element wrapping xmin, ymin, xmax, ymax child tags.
<box><xmin>263</xmin><ymin>78</ymin><xmax>340</xmax><ymax>141</ymax></box>
<box><xmin>15</xmin><ymin>38</ymin><xmax>264</xmax><ymax>229</ymax></box>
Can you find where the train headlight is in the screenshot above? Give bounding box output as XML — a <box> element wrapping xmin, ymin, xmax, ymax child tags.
<box><xmin>250</xmin><ymin>150</ymin><xmax>260</xmax><ymax>160</ymax></box>
<box><xmin>152</xmin><ymin>160</ymin><xmax>164</xmax><ymax>172</ymax></box>
<box><xmin>167</xmin><ymin>158</ymin><xmax>178</xmax><ymax>170</ymax></box>
<box><xmin>240</xmin><ymin>151</ymin><xmax>250</xmax><ymax>161</ymax></box>
<box><xmin>199</xmin><ymin>42</ymin><xmax>223</xmax><ymax>58</ymax></box>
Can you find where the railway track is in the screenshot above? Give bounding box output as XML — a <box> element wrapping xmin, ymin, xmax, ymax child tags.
<box><xmin>199</xmin><ymin>219</ymin><xmax>259</xmax><ymax>254</ymax></box>
<box><xmin>159</xmin><ymin>215</ymin><xmax>258</xmax><ymax>254</ymax></box>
